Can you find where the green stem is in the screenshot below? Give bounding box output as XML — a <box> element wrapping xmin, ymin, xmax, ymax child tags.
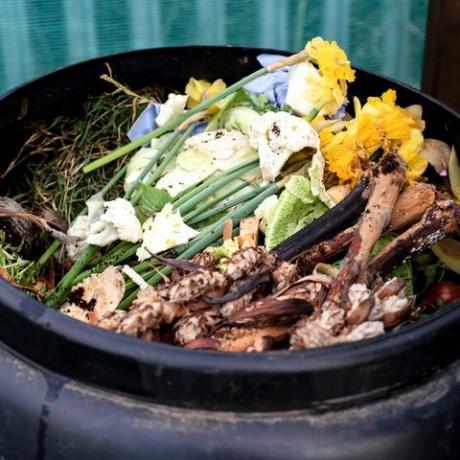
<box><xmin>73</xmin><ymin>242</ymin><xmax>139</xmax><ymax>285</ymax></box>
<box><xmin>46</xmin><ymin>245</ymin><xmax>100</xmax><ymax>307</ymax></box>
<box><xmin>172</xmin><ymin>157</ymin><xmax>258</xmax><ymax>208</ymax></box>
<box><xmin>176</xmin><ymin>163</ymin><xmax>259</xmax><ymax>215</ymax></box>
<box><xmin>182</xmin><ymin>180</ymin><xmax>248</xmax><ymax>223</ymax></box>
<box><xmin>100</xmin><ymin>164</ymin><xmax>129</xmax><ymax>195</ymax></box>
<box><xmin>181</xmin><ymin>183</ymin><xmax>279</xmax><ymax>259</ymax></box>
<box><xmin>82</xmin><ymin>67</ymin><xmax>267</xmax><ymax>173</ymax></box>
<box><xmin>124</xmin><ymin>131</ymin><xmax>182</xmax><ymax>200</ymax></box>
<box><xmin>131</xmin><ymin>125</ymin><xmax>195</xmax><ymax>205</ymax></box>
<box><xmin>36</xmin><ymin>240</ymin><xmax>61</xmax><ymax>270</ymax></box>
<box><xmin>186</xmin><ymin>185</ymin><xmax>267</xmax><ymax>226</ymax></box>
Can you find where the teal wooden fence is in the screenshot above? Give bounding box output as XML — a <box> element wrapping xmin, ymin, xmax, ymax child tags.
<box><xmin>0</xmin><ymin>0</ymin><xmax>427</xmax><ymax>94</ymax></box>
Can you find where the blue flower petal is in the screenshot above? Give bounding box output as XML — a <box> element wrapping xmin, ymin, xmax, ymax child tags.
<box><xmin>128</xmin><ymin>103</ymin><xmax>206</xmax><ymax>142</ymax></box>
<box><xmin>127</xmin><ymin>103</ymin><xmax>161</xmax><ymax>142</ymax></box>
<box><xmin>243</xmin><ymin>54</ymin><xmax>289</xmax><ymax>108</ymax></box>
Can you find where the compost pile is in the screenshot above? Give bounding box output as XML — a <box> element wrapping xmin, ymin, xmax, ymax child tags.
<box><xmin>1</xmin><ymin>37</ymin><xmax>459</xmax><ymax>352</ymax></box>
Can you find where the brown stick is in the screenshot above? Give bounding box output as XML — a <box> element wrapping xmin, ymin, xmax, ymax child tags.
<box><xmin>296</xmin><ymin>183</ymin><xmax>434</xmax><ymax>274</ymax></box>
<box><xmin>0</xmin><ymin>211</ymin><xmax>70</xmax><ymax>243</ymax></box>
<box><xmin>370</xmin><ymin>199</ymin><xmax>459</xmax><ymax>274</ymax></box>
<box><xmin>297</xmin><ymin>227</ymin><xmax>355</xmax><ymax>274</ymax></box>
<box><xmin>323</xmin><ymin>154</ymin><xmax>406</xmax><ymax>311</ymax></box>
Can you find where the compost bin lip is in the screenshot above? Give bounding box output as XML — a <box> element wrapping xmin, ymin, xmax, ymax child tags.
<box><xmin>1</xmin><ymin>275</ymin><xmax>460</xmax><ymax>370</ymax></box>
<box><xmin>1</xmin><ymin>46</ymin><xmax>460</xmax><ymax>412</ymax></box>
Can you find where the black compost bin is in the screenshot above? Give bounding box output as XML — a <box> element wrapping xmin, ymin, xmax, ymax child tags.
<box><xmin>0</xmin><ymin>46</ymin><xmax>460</xmax><ymax>460</ymax></box>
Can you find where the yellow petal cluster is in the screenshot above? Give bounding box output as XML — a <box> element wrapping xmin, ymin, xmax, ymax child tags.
<box><xmin>185</xmin><ymin>77</ymin><xmax>227</xmax><ymax>114</ymax></box>
<box><xmin>320</xmin><ymin>89</ymin><xmax>427</xmax><ymax>184</ymax></box>
<box><xmin>398</xmin><ymin>129</ymin><xmax>428</xmax><ymax>183</ymax></box>
<box><xmin>306</xmin><ymin>36</ymin><xmax>356</xmax><ymax>82</ymax></box>
<box><xmin>304</xmin><ymin>37</ymin><xmax>355</xmax><ymax>116</ymax></box>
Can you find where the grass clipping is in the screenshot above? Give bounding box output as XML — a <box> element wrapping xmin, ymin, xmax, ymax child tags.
<box><xmin>12</xmin><ymin>81</ymin><xmax>164</xmax><ymax>225</ymax></box>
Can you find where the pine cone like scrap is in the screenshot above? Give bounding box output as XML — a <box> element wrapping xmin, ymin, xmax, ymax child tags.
<box><xmin>158</xmin><ymin>270</ymin><xmax>227</xmax><ymax>303</ymax></box>
<box><xmin>225</xmin><ymin>247</ymin><xmax>276</xmax><ymax>281</ymax></box>
<box><xmin>117</xmin><ymin>287</ymin><xmax>184</xmax><ymax>340</ymax></box>
<box><xmin>174</xmin><ymin>310</ymin><xmax>221</xmax><ymax>346</ymax></box>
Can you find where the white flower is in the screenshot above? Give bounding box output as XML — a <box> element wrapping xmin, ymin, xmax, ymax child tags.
<box><xmin>66</xmin><ymin>195</ymin><xmax>141</xmax><ymax>256</ymax></box>
<box><xmin>87</xmin><ymin>198</ymin><xmax>142</xmax><ymax>246</ymax></box>
<box><xmin>156</xmin><ymin>93</ymin><xmax>188</xmax><ymax>126</ymax></box>
<box><xmin>136</xmin><ymin>203</ymin><xmax>199</xmax><ymax>261</ymax></box>
<box><xmin>248</xmin><ymin>111</ymin><xmax>320</xmax><ymax>181</ymax></box>
<box><xmin>286</xmin><ymin>61</ymin><xmax>321</xmax><ymax>116</ymax></box>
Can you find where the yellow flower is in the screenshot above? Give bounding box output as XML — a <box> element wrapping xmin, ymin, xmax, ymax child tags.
<box><xmin>362</xmin><ymin>90</ymin><xmax>414</xmax><ymax>146</ymax></box>
<box><xmin>301</xmin><ymin>37</ymin><xmax>355</xmax><ymax>117</ymax></box>
<box><xmin>398</xmin><ymin>129</ymin><xmax>428</xmax><ymax>183</ymax></box>
<box><xmin>320</xmin><ymin>130</ymin><xmax>364</xmax><ymax>184</ymax></box>
<box><xmin>304</xmin><ymin>74</ymin><xmax>348</xmax><ymax>117</ymax></box>
<box><xmin>306</xmin><ymin>37</ymin><xmax>355</xmax><ymax>82</ymax></box>
<box><xmin>320</xmin><ymin>89</ymin><xmax>427</xmax><ymax>185</ymax></box>
<box><xmin>185</xmin><ymin>77</ymin><xmax>227</xmax><ymax>114</ymax></box>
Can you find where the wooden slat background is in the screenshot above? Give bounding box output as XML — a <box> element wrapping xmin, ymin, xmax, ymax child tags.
<box><xmin>423</xmin><ymin>0</ymin><xmax>460</xmax><ymax>112</ymax></box>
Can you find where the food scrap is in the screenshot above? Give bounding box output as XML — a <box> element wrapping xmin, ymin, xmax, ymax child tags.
<box><xmin>1</xmin><ymin>36</ymin><xmax>459</xmax><ymax>353</ymax></box>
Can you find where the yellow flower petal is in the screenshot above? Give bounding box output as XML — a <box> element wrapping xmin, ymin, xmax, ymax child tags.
<box><xmin>300</xmin><ymin>37</ymin><xmax>355</xmax><ymax>117</ymax></box>
<box><xmin>185</xmin><ymin>77</ymin><xmax>227</xmax><ymax>113</ymax></box>
<box><xmin>320</xmin><ymin>89</ymin><xmax>426</xmax><ymax>185</ymax></box>
<box><xmin>398</xmin><ymin>129</ymin><xmax>428</xmax><ymax>183</ymax></box>
<box><xmin>305</xmin><ymin>36</ymin><xmax>355</xmax><ymax>83</ymax></box>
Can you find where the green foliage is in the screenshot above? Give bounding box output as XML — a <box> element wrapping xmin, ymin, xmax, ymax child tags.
<box><xmin>265</xmin><ymin>176</ymin><xmax>327</xmax><ymax>250</ymax></box>
<box><xmin>136</xmin><ymin>184</ymin><xmax>172</xmax><ymax>222</ymax></box>
<box><xmin>0</xmin><ymin>231</ymin><xmax>37</xmax><ymax>286</ymax></box>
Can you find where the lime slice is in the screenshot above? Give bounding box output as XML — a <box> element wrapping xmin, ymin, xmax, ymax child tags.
<box><xmin>432</xmin><ymin>238</ymin><xmax>460</xmax><ymax>275</ymax></box>
<box><xmin>265</xmin><ymin>176</ymin><xmax>327</xmax><ymax>250</ymax></box>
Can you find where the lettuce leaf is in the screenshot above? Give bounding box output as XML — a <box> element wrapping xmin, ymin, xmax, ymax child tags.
<box><xmin>264</xmin><ymin>176</ymin><xmax>327</xmax><ymax>250</ymax></box>
<box><xmin>136</xmin><ymin>184</ymin><xmax>172</xmax><ymax>222</ymax></box>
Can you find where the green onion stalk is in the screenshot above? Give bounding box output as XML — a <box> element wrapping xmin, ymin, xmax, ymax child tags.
<box><xmin>181</xmin><ymin>180</ymin><xmax>250</xmax><ymax>223</ymax></box>
<box><xmin>186</xmin><ymin>185</ymin><xmax>268</xmax><ymax>226</ymax></box>
<box><xmin>176</xmin><ymin>162</ymin><xmax>259</xmax><ymax>215</ymax></box>
<box><xmin>172</xmin><ymin>157</ymin><xmax>259</xmax><ymax>208</ymax></box>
